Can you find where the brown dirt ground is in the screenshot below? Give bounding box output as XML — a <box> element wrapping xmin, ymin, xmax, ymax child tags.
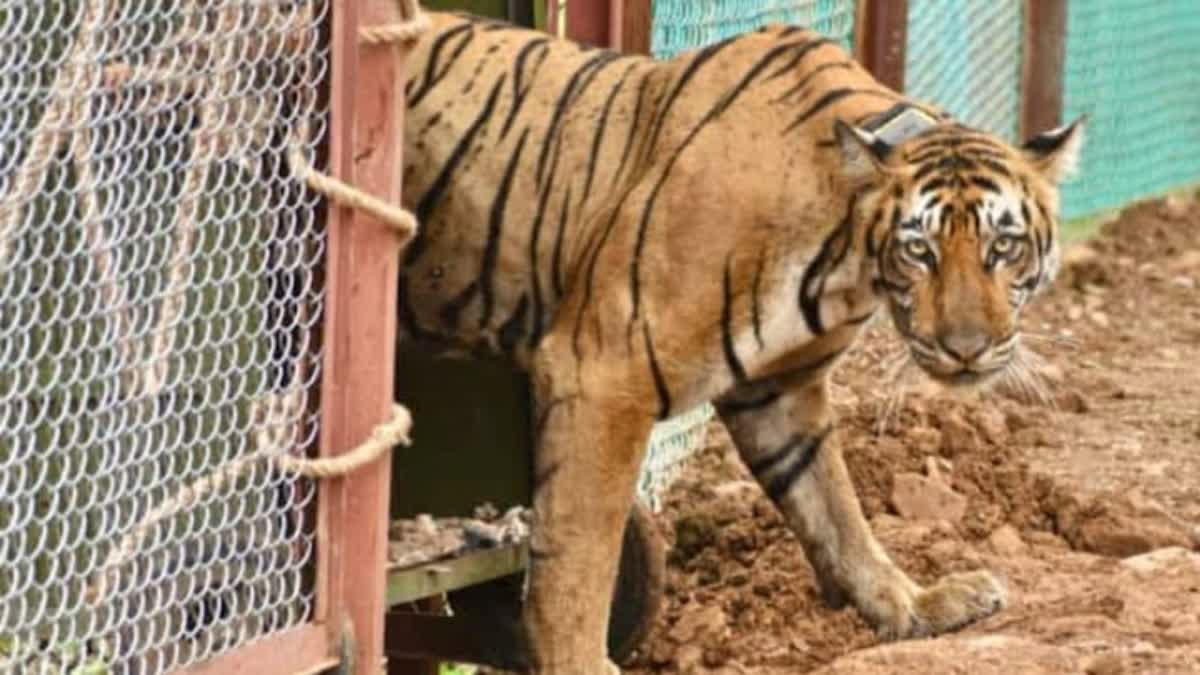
<box><xmin>621</xmin><ymin>194</ymin><xmax>1200</xmax><ymax>674</ymax></box>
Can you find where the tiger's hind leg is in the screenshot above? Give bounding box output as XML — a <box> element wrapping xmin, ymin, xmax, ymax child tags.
<box><xmin>717</xmin><ymin>369</ymin><xmax>1007</xmax><ymax>639</ymax></box>
<box><xmin>521</xmin><ymin>333</ymin><xmax>656</xmax><ymax>675</ymax></box>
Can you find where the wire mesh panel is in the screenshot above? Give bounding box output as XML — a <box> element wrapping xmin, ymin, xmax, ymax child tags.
<box><xmin>0</xmin><ymin>1</ymin><xmax>329</xmax><ymax>672</ymax></box>
<box><xmin>904</xmin><ymin>0</ymin><xmax>1024</xmax><ymax>142</ymax></box>
<box><xmin>1060</xmin><ymin>0</ymin><xmax>1200</xmax><ymax>220</ymax></box>
<box><xmin>651</xmin><ymin>0</ymin><xmax>857</xmax><ymax>60</ymax></box>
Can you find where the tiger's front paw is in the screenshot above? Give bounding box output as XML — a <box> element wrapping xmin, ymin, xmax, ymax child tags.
<box><xmin>904</xmin><ymin>569</ymin><xmax>1007</xmax><ymax>639</ymax></box>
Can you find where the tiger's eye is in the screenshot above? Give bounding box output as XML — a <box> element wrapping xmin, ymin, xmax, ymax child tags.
<box><xmin>992</xmin><ymin>236</ymin><xmax>1019</xmax><ymax>256</ymax></box>
<box><xmin>903</xmin><ymin>240</ymin><xmax>930</xmax><ymax>258</ymax></box>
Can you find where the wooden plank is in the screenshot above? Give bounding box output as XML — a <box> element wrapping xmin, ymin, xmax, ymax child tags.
<box><xmin>386</xmin><ymin>543</ymin><xmax>530</xmax><ymax>606</ymax></box>
<box><xmin>613</xmin><ymin>0</ymin><xmax>652</xmax><ymax>54</ymax></box>
<box><xmin>545</xmin><ymin>0</ymin><xmax>609</xmax><ymax>46</ymax></box>
<box><xmin>1021</xmin><ymin>0</ymin><xmax>1068</xmax><ymax>138</ymax></box>
<box><xmin>316</xmin><ymin>0</ymin><xmax>409</xmax><ymax>672</ymax></box>
<box><xmin>854</xmin><ymin>0</ymin><xmax>908</xmax><ymax>92</ymax></box>
<box><xmin>172</xmin><ymin>625</ymin><xmax>337</xmax><ymax>675</ymax></box>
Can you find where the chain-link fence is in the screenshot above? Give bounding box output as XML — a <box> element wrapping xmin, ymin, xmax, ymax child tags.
<box><xmin>905</xmin><ymin>0</ymin><xmax>1024</xmax><ymax>143</ymax></box>
<box><xmin>0</xmin><ymin>1</ymin><xmax>329</xmax><ymax>672</ymax></box>
<box><xmin>651</xmin><ymin>0</ymin><xmax>856</xmax><ymax>60</ymax></box>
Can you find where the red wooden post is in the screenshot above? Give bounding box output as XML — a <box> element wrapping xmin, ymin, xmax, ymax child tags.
<box><xmin>854</xmin><ymin>0</ymin><xmax>908</xmax><ymax>92</ymax></box>
<box><xmin>611</xmin><ymin>0</ymin><xmax>652</xmax><ymax>54</ymax></box>
<box><xmin>315</xmin><ymin>0</ymin><xmax>410</xmax><ymax>673</ymax></box>
<box><xmin>1021</xmin><ymin>0</ymin><xmax>1068</xmax><ymax>138</ymax></box>
<box><xmin>546</xmin><ymin>0</ymin><xmax>610</xmax><ymax>47</ymax></box>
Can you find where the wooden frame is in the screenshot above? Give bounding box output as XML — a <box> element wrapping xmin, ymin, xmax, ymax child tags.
<box><xmin>854</xmin><ymin>0</ymin><xmax>908</xmax><ymax>92</ymax></box>
<box><xmin>1020</xmin><ymin>0</ymin><xmax>1068</xmax><ymax>138</ymax></box>
<box><xmin>314</xmin><ymin>0</ymin><xmax>410</xmax><ymax>673</ymax></box>
<box><xmin>612</xmin><ymin>0</ymin><xmax>652</xmax><ymax>54</ymax></box>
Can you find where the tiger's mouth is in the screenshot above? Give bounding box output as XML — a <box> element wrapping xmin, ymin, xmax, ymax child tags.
<box><xmin>905</xmin><ymin>340</ymin><xmax>1010</xmax><ymax>389</ymax></box>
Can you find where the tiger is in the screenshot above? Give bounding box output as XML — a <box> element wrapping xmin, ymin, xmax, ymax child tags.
<box><xmin>399</xmin><ymin>10</ymin><xmax>1084</xmax><ymax>675</ymax></box>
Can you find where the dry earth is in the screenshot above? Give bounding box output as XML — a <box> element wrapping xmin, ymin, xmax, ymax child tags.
<box><xmin>621</xmin><ymin>194</ymin><xmax>1200</xmax><ymax>674</ymax></box>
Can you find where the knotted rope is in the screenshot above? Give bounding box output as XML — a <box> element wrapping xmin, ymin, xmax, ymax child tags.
<box><xmin>85</xmin><ymin>0</ymin><xmax>433</xmax><ymax>605</ymax></box>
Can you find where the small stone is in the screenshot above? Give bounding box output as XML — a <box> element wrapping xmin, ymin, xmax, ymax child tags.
<box><xmin>1130</xmin><ymin>641</ymin><xmax>1156</xmax><ymax>656</ymax></box>
<box><xmin>1067</xmin><ymin>305</ymin><xmax>1085</xmax><ymax>321</ymax></box>
<box><xmin>1171</xmin><ymin>275</ymin><xmax>1196</xmax><ymax>289</ymax></box>
<box><xmin>970</xmin><ymin>407</ymin><xmax>1009</xmax><ymax>444</ymax></box>
<box><xmin>1160</xmin><ymin>193</ymin><xmax>1194</xmax><ymax>220</ymax></box>
<box><xmin>675</xmin><ymin>644</ymin><xmax>704</xmax><ymax>671</ymax></box>
<box><xmin>1084</xmin><ymin>652</ymin><xmax>1125</xmax><ymax>675</ymax></box>
<box><xmin>939</xmin><ymin>414</ymin><xmax>981</xmax><ymax>457</ymax></box>
<box><xmin>890</xmin><ymin>472</ymin><xmax>968</xmax><ymax>525</ymax></box>
<box><xmin>1089</xmin><ymin>312</ymin><xmax>1110</xmax><ymax>328</ymax></box>
<box><xmin>668</xmin><ymin>604</ymin><xmax>728</xmax><ymax>644</ymax></box>
<box><xmin>924</xmin><ymin>456</ymin><xmax>948</xmax><ymax>485</ymax></box>
<box><xmin>1039</xmin><ymin>362</ymin><xmax>1065</xmax><ymax>384</ymax></box>
<box><xmin>1167</xmin><ymin>250</ymin><xmax>1200</xmax><ymax>273</ymax></box>
<box><xmin>988</xmin><ymin>524</ymin><xmax>1027</xmax><ymax>557</ymax></box>
<box><xmin>1056</xmin><ymin>389</ymin><xmax>1091</xmax><ymax>414</ymax></box>
<box><xmin>1121</xmin><ymin>546</ymin><xmax>1200</xmax><ymax>574</ymax></box>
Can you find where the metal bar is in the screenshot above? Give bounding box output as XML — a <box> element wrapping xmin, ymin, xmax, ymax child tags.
<box><xmin>1021</xmin><ymin>0</ymin><xmax>1068</xmax><ymax>138</ymax></box>
<box><xmin>612</xmin><ymin>0</ymin><xmax>652</xmax><ymax>54</ymax></box>
<box><xmin>172</xmin><ymin>625</ymin><xmax>338</xmax><ymax>675</ymax></box>
<box><xmin>854</xmin><ymin>0</ymin><xmax>908</xmax><ymax>92</ymax></box>
<box><xmin>386</xmin><ymin>543</ymin><xmax>530</xmax><ymax>606</ymax></box>
<box><xmin>316</xmin><ymin>0</ymin><xmax>410</xmax><ymax>672</ymax></box>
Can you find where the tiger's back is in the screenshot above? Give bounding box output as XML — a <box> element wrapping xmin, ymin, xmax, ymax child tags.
<box><xmin>399</xmin><ymin>11</ymin><xmax>909</xmax><ymax>382</ymax></box>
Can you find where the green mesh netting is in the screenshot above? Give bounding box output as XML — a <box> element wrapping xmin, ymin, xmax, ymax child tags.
<box><xmin>904</xmin><ymin>0</ymin><xmax>1024</xmax><ymax>143</ymax></box>
<box><xmin>650</xmin><ymin>0</ymin><xmax>857</xmax><ymax>60</ymax></box>
<box><xmin>1061</xmin><ymin>1</ymin><xmax>1200</xmax><ymax>220</ymax></box>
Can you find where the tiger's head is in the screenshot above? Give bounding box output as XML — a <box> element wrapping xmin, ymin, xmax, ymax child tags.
<box><xmin>835</xmin><ymin>113</ymin><xmax>1086</xmax><ymax>387</ymax></box>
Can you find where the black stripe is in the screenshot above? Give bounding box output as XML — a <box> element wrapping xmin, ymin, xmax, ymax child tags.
<box><xmin>716</xmin><ymin>390</ymin><xmax>781</xmax><ymax>416</ymax></box>
<box><xmin>765</xmin><ymin>38</ymin><xmax>835</xmax><ymax>80</ymax></box>
<box><xmin>721</xmin><ymin>256</ymin><xmax>748</xmax><ymax>384</ymax></box>
<box><xmin>798</xmin><ymin>195</ymin><xmax>857</xmax><ymax>334</ymax></box>
<box><xmin>975</xmin><ymin>156</ymin><xmax>1012</xmax><ymax>176</ymax></box>
<box><xmin>765</xmin><ymin>430</ymin><xmax>829</xmax><ymax>501</ymax></box>
<box><xmin>533</xmin><ymin>460</ymin><xmax>561</xmax><ymax>492</ymax></box>
<box><xmin>785</xmin><ymin>89</ymin><xmax>897</xmax><ymax>134</ymax></box>
<box><xmin>535</xmin><ymin>51</ymin><xmax>624</xmax><ymax>188</ymax></box>
<box><xmin>501</xmin><ymin>38</ymin><xmax>551</xmax><ymax>139</ymax></box>
<box><xmin>969</xmin><ymin>175</ymin><xmax>1002</xmax><ymax>193</ymax></box>
<box><xmin>438</xmin><ymin>280</ymin><xmax>478</xmax><ymax>329</ymax></box>
<box><xmin>581</xmin><ymin>63</ymin><xmax>638</xmax><ymax>210</ymax></box>
<box><xmin>770</xmin><ymin>60</ymin><xmax>852</xmax><ymax>104</ymax></box>
<box><xmin>498</xmin><ymin>293</ymin><xmax>530</xmax><ymax>354</ymax></box>
<box><xmin>551</xmin><ymin>185</ymin><xmax>572</xmax><ymax>299</ymax></box>
<box><xmin>408</xmin><ymin>73</ymin><xmax>508</xmax><ymax>266</ymax></box>
<box><xmin>642</xmin><ymin>321</ymin><xmax>672</xmax><ymax>420</ymax></box>
<box><xmin>640</xmin><ymin>36</ymin><xmax>739</xmax><ymax>162</ymax></box>
<box><xmin>614</xmin><ymin>71</ymin><xmax>653</xmax><ymax>185</ymax></box>
<box><xmin>397</xmin><ymin>280</ymin><xmax>432</xmax><ymax>341</ymax></box>
<box><xmin>478</xmin><ymin>127</ymin><xmax>532</xmax><ymax>329</ymax></box>
<box><xmin>572</xmin><ymin>197</ymin><xmax>627</xmax><ymax>359</ymax></box>
<box><xmin>751</xmin><ymin>247</ymin><xmax>767</xmax><ymax>350</ymax></box>
<box><xmin>528</xmin><ymin>127</ymin><xmax>568</xmax><ymax>348</ymax></box>
<box><xmin>1020</xmin><ymin>201</ymin><xmax>1032</xmax><ymax>226</ymax></box>
<box><xmin>409</xmin><ymin>23</ymin><xmax>475</xmax><ymax>107</ymax></box>
<box><xmin>630</xmin><ymin>42</ymin><xmax>808</xmax><ymax>326</ymax></box>
<box><xmin>748</xmin><ymin>437</ymin><xmax>799</xmax><ymax>478</ymax></box>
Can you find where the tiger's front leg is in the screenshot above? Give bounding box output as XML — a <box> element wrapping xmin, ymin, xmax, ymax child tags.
<box><xmin>521</xmin><ymin>335</ymin><xmax>655</xmax><ymax>675</ymax></box>
<box><xmin>716</xmin><ymin>368</ymin><xmax>1007</xmax><ymax>639</ymax></box>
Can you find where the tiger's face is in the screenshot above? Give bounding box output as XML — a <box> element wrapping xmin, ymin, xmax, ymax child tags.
<box><xmin>836</xmin><ymin>115</ymin><xmax>1086</xmax><ymax>387</ymax></box>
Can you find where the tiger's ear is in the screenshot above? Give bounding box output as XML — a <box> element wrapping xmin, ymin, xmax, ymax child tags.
<box><xmin>833</xmin><ymin>119</ymin><xmax>893</xmax><ymax>185</ymax></box>
<box><xmin>1022</xmin><ymin>115</ymin><xmax>1087</xmax><ymax>183</ymax></box>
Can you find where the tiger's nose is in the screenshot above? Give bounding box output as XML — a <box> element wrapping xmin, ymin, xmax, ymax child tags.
<box><xmin>937</xmin><ymin>331</ymin><xmax>991</xmax><ymax>363</ymax></box>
